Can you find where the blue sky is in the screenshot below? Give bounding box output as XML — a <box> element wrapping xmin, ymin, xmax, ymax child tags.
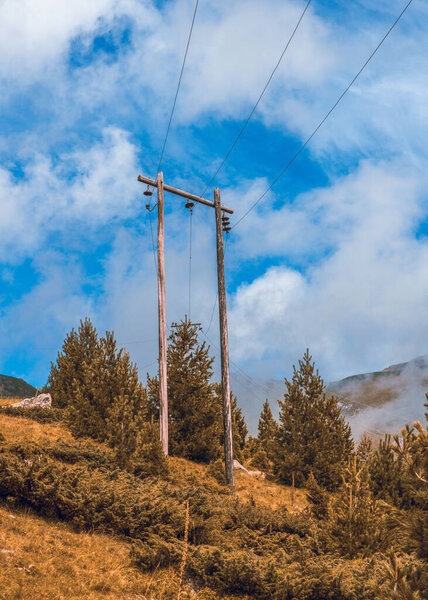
<box><xmin>0</xmin><ymin>0</ymin><xmax>427</xmax><ymax>394</ymax></box>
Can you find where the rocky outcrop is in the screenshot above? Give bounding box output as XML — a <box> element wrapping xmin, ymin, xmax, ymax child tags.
<box><xmin>11</xmin><ymin>393</ymin><xmax>52</xmax><ymax>409</ymax></box>
<box><xmin>233</xmin><ymin>459</ymin><xmax>265</xmax><ymax>478</ymax></box>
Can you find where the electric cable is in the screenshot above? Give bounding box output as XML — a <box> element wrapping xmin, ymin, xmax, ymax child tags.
<box><xmin>118</xmin><ymin>338</ymin><xmax>157</xmax><ymax>345</ymax></box>
<box><xmin>200</xmin><ymin>327</ymin><xmax>277</xmax><ymax>398</ymax></box>
<box><xmin>147</xmin><ymin>208</ymin><xmax>158</xmax><ymax>272</ymax></box>
<box><xmin>204</xmin><ymin>236</ymin><xmax>228</xmax><ymax>334</ymax></box>
<box><xmin>199</xmin><ymin>0</ymin><xmax>312</xmax><ymax>198</ymax></box>
<box><xmin>188</xmin><ymin>206</ymin><xmax>193</xmax><ymax>319</ymax></box>
<box><xmin>157</xmin><ymin>0</ymin><xmax>199</xmax><ymax>174</ymax></box>
<box><xmin>232</xmin><ymin>0</ymin><xmax>415</xmax><ymax>230</ymax></box>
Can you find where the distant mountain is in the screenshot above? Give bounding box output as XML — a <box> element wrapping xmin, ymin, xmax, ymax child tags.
<box><xmin>0</xmin><ymin>374</ymin><xmax>36</xmax><ymax>398</ymax></box>
<box><xmin>327</xmin><ymin>355</ymin><xmax>428</xmax><ymax>415</ymax></box>
<box><xmin>231</xmin><ymin>355</ymin><xmax>428</xmax><ymax>437</ymax></box>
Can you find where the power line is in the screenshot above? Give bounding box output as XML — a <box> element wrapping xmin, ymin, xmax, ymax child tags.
<box><xmin>232</xmin><ymin>0</ymin><xmax>415</xmax><ymax>231</ymax></box>
<box><xmin>200</xmin><ymin>327</ymin><xmax>277</xmax><ymax>398</ymax></box>
<box><xmin>147</xmin><ymin>208</ymin><xmax>158</xmax><ymax>272</ymax></box>
<box><xmin>205</xmin><ymin>294</ymin><xmax>218</xmax><ymax>334</ymax></box>
<box><xmin>119</xmin><ymin>338</ymin><xmax>157</xmax><ymax>345</ymax></box>
<box><xmin>204</xmin><ymin>237</ymin><xmax>230</xmax><ymax>334</ymax></box>
<box><xmin>157</xmin><ymin>0</ymin><xmax>199</xmax><ymax>174</ymax></box>
<box><xmin>199</xmin><ymin>0</ymin><xmax>312</xmax><ymax>198</ymax></box>
<box><xmin>188</xmin><ymin>206</ymin><xmax>193</xmax><ymax>318</ymax></box>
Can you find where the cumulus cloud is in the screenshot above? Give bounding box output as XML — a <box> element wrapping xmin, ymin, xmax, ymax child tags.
<box><xmin>0</xmin><ymin>127</ymin><xmax>141</xmax><ymax>262</ymax></box>
<box><xmin>1</xmin><ymin>0</ymin><xmax>428</xmax><ymax>402</ymax></box>
<box><xmin>0</xmin><ymin>0</ymin><xmax>148</xmax><ymax>80</ymax></box>
<box><xmin>228</xmin><ymin>159</ymin><xmax>428</xmax><ymax>380</ymax></box>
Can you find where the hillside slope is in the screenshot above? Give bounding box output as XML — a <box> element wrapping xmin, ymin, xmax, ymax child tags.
<box><xmin>0</xmin><ymin>374</ymin><xmax>35</xmax><ymax>399</ymax></box>
<box><xmin>0</xmin><ymin>411</ymin><xmax>308</xmax><ymax>600</ymax></box>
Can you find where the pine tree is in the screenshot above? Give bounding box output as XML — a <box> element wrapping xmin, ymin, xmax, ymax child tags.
<box><xmin>106</xmin><ymin>392</ymin><xmax>147</xmax><ymax>471</ymax></box>
<box><xmin>356</xmin><ymin>433</ymin><xmax>373</xmax><ymax>464</ymax></box>
<box><xmin>166</xmin><ymin>319</ymin><xmax>221</xmax><ymax>462</ymax></box>
<box><xmin>329</xmin><ymin>456</ymin><xmax>386</xmax><ymax>558</ymax></box>
<box><xmin>275</xmin><ymin>350</ymin><xmax>353</xmax><ymax>490</ymax></box>
<box><xmin>147</xmin><ymin>318</ymin><xmax>248</xmax><ymax>464</ymax></box>
<box><xmin>257</xmin><ymin>399</ymin><xmax>278</xmax><ymax>460</ymax></box>
<box><xmin>391</xmin><ymin>414</ymin><xmax>428</xmax><ymax>559</ymax></box>
<box><xmin>368</xmin><ymin>434</ymin><xmax>403</xmax><ymax>506</ymax></box>
<box><xmin>214</xmin><ymin>385</ymin><xmax>248</xmax><ymax>463</ymax></box>
<box><xmin>47</xmin><ymin>319</ymin><xmax>147</xmax><ymax>443</ymax></box>
<box><xmin>48</xmin><ymin>318</ymin><xmax>101</xmax><ymax>408</ymax></box>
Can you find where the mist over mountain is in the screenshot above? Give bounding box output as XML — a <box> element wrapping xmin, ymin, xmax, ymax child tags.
<box><xmin>231</xmin><ymin>355</ymin><xmax>428</xmax><ymax>438</ymax></box>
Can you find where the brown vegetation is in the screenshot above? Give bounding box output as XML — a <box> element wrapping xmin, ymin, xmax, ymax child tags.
<box><xmin>0</xmin><ymin>399</ymin><xmax>22</xmax><ymax>407</ymax></box>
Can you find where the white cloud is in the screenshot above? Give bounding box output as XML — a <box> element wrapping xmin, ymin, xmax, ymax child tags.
<box><xmin>0</xmin><ymin>0</ymin><xmax>147</xmax><ymax>79</ymax></box>
<box><xmin>228</xmin><ymin>160</ymin><xmax>428</xmax><ymax>380</ymax></box>
<box><xmin>0</xmin><ymin>128</ymin><xmax>141</xmax><ymax>262</ymax></box>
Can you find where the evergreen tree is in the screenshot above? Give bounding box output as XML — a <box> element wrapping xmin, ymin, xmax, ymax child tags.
<box><xmin>231</xmin><ymin>394</ymin><xmax>248</xmax><ymax>460</ymax></box>
<box><xmin>275</xmin><ymin>350</ymin><xmax>353</xmax><ymax>490</ymax></box>
<box><xmin>356</xmin><ymin>433</ymin><xmax>373</xmax><ymax>464</ymax></box>
<box><xmin>391</xmin><ymin>417</ymin><xmax>428</xmax><ymax>559</ymax></box>
<box><xmin>47</xmin><ymin>319</ymin><xmax>147</xmax><ymax>443</ymax></box>
<box><xmin>368</xmin><ymin>434</ymin><xmax>403</xmax><ymax>506</ymax></box>
<box><xmin>106</xmin><ymin>392</ymin><xmax>146</xmax><ymax>470</ymax></box>
<box><xmin>165</xmin><ymin>319</ymin><xmax>221</xmax><ymax>462</ymax></box>
<box><xmin>147</xmin><ymin>318</ymin><xmax>248</xmax><ymax>464</ymax></box>
<box><xmin>257</xmin><ymin>399</ymin><xmax>278</xmax><ymax>460</ymax></box>
<box><xmin>48</xmin><ymin>318</ymin><xmax>101</xmax><ymax>408</ymax></box>
<box><xmin>306</xmin><ymin>472</ymin><xmax>330</xmax><ymax>519</ymax></box>
<box><xmin>329</xmin><ymin>456</ymin><xmax>386</xmax><ymax>558</ymax></box>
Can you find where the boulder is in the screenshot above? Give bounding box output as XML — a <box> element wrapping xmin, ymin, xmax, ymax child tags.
<box><xmin>233</xmin><ymin>460</ymin><xmax>265</xmax><ymax>478</ymax></box>
<box><xmin>12</xmin><ymin>393</ymin><xmax>52</xmax><ymax>409</ymax></box>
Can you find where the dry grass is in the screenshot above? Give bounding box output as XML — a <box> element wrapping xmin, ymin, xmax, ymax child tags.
<box><xmin>0</xmin><ymin>504</ymin><xmax>153</xmax><ymax>600</ymax></box>
<box><xmin>0</xmin><ymin>414</ymin><xmax>73</xmax><ymax>445</ymax></box>
<box><xmin>0</xmin><ymin>399</ymin><xmax>22</xmax><ymax>407</ymax></box>
<box><xmin>234</xmin><ymin>470</ymin><xmax>308</xmax><ymax>511</ymax></box>
<box><xmin>168</xmin><ymin>456</ymin><xmax>308</xmax><ymax>511</ymax></box>
<box><xmin>0</xmin><ymin>504</ymin><xmax>247</xmax><ymax>600</ymax></box>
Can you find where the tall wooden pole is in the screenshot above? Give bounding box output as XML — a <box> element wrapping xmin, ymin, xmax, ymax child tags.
<box><xmin>214</xmin><ymin>187</ymin><xmax>235</xmax><ymax>495</ymax></box>
<box><xmin>157</xmin><ymin>172</ymin><xmax>168</xmax><ymax>455</ymax></box>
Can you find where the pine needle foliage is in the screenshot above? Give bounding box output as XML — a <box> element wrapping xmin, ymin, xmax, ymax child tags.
<box><xmin>147</xmin><ymin>318</ymin><xmax>248</xmax><ymax>463</ymax></box>
<box><xmin>167</xmin><ymin>318</ymin><xmax>221</xmax><ymax>462</ymax></box>
<box><xmin>275</xmin><ymin>350</ymin><xmax>353</xmax><ymax>490</ymax></box>
<box><xmin>257</xmin><ymin>399</ymin><xmax>279</xmax><ymax>464</ymax></box>
<box><xmin>329</xmin><ymin>456</ymin><xmax>387</xmax><ymax>558</ymax></box>
<box><xmin>46</xmin><ymin>319</ymin><xmax>150</xmax><ymax>470</ymax></box>
<box><xmin>368</xmin><ymin>434</ymin><xmax>404</xmax><ymax>506</ymax></box>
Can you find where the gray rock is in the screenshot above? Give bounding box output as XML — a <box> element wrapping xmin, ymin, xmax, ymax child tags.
<box><xmin>12</xmin><ymin>393</ymin><xmax>52</xmax><ymax>409</ymax></box>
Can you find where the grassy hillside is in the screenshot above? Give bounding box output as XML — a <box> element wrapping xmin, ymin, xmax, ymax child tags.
<box><xmin>0</xmin><ymin>409</ymin><xmax>424</xmax><ymax>600</ymax></box>
<box><xmin>0</xmin><ymin>375</ymin><xmax>36</xmax><ymax>399</ymax></box>
<box><xmin>0</xmin><ymin>411</ymin><xmax>309</xmax><ymax>600</ymax></box>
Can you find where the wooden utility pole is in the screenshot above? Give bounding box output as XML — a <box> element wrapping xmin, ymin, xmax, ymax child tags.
<box><xmin>138</xmin><ymin>174</ymin><xmax>234</xmax><ymax>482</ymax></box>
<box><xmin>214</xmin><ymin>188</ymin><xmax>235</xmax><ymax>495</ymax></box>
<box><xmin>157</xmin><ymin>172</ymin><xmax>168</xmax><ymax>455</ymax></box>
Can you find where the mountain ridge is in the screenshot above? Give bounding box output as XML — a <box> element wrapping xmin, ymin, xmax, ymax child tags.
<box><xmin>231</xmin><ymin>354</ymin><xmax>428</xmax><ymax>436</ymax></box>
<box><xmin>0</xmin><ymin>374</ymin><xmax>36</xmax><ymax>398</ymax></box>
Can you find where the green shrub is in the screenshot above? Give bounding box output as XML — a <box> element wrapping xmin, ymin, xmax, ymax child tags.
<box><xmin>131</xmin><ymin>534</ymin><xmax>183</xmax><ymax>571</ymax></box>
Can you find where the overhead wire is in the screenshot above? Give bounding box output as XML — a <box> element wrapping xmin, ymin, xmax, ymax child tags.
<box><xmin>147</xmin><ymin>207</ymin><xmax>158</xmax><ymax>272</ymax></box>
<box><xmin>199</xmin><ymin>327</ymin><xmax>277</xmax><ymax>399</ymax></box>
<box><xmin>231</xmin><ymin>0</ymin><xmax>415</xmax><ymax>231</ymax></box>
<box><xmin>156</xmin><ymin>0</ymin><xmax>199</xmax><ymax>174</ymax></box>
<box><xmin>188</xmin><ymin>206</ymin><xmax>193</xmax><ymax>319</ymax></box>
<box><xmin>204</xmin><ymin>235</ymin><xmax>228</xmax><ymax>335</ymax></box>
<box><xmin>199</xmin><ymin>0</ymin><xmax>312</xmax><ymax>198</ymax></box>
